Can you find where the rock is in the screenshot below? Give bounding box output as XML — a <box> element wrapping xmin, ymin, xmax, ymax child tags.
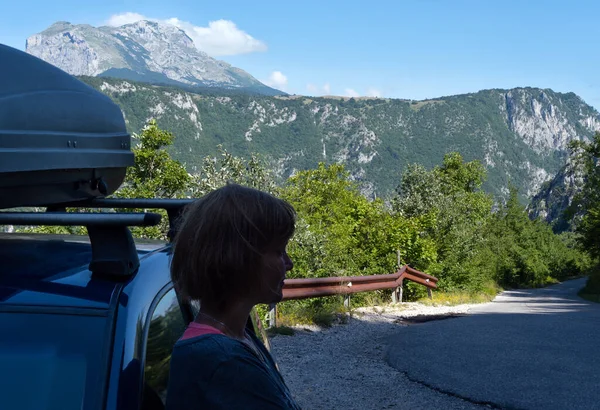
<box><xmin>25</xmin><ymin>20</ymin><xmax>276</xmax><ymax>94</ymax></box>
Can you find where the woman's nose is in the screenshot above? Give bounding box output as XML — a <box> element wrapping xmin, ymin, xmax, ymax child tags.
<box><xmin>284</xmin><ymin>253</ymin><xmax>293</xmax><ymax>271</ymax></box>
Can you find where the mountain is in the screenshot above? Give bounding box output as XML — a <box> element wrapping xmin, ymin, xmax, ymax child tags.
<box><xmin>528</xmin><ymin>155</ymin><xmax>587</xmax><ymax>232</ymax></box>
<box><xmin>25</xmin><ymin>20</ymin><xmax>282</xmax><ymax>96</ymax></box>
<box><xmin>79</xmin><ymin>76</ymin><xmax>600</xmax><ymax>200</ymax></box>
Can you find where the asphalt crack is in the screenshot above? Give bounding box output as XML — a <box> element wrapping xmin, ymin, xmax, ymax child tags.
<box><xmin>398</xmin><ymin>370</ymin><xmax>520</xmax><ymax>410</ymax></box>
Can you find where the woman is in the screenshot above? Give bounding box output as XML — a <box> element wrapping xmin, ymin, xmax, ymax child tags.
<box><xmin>166</xmin><ymin>183</ymin><xmax>302</xmax><ymax>409</ymax></box>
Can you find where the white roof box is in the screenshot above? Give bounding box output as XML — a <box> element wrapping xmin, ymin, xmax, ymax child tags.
<box><xmin>0</xmin><ymin>44</ymin><xmax>133</xmax><ymax>209</ymax></box>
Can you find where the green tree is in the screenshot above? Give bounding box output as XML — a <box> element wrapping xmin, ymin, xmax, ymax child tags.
<box><xmin>278</xmin><ymin>162</ymin><xmax>436</xmax><ymax>319</ymax></box>
<box><xmin>190</xmin><ymin>145</ymin><xmax>277</xmax><ymax>197</ymax></box>
<box><xmin>117</xmin><ymin>119</ymin><xmax>191</xmax><ymax>199</ymax></box>
<box><xmin>393</xmin><ymin>153</ymin><xmax>493</xmax><ymax>291</ymax></box>
<box><xmin>282</xmin><ymin>162</ymin><xmax>435</xmax><ymax>280</ymax></box>
<box><xmin>568</xmin><ymin>132</ymin><xmax>600</xmax><ymax>296</ymax></box>
<box><xmin>477</xmin><ymin>186</ymin><xmax>588</xmax><ymax>289</ymax></box>
<box><xmin>114</xmin><ymin>119</ymin><xmax>192</xmax><ymax>239</ymax></box>
<box><xmin>568</xmin><ymin>133</ymin><xmax>600</xmax><ymax>257</ymax></box>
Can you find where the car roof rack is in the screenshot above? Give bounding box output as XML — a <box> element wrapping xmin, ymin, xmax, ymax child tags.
<box><xmin>0</xmin><ymin>211</ymin><xmax>162</xmax><ymax>278</ymax></box>
<box><xmin>0</xmin><ymin>211</ymin><xmax>161</xmax><ymax>227</ymax></box>
<box><xmin>46</xmin><ymin>197</ymin><xmax>196</xmax><ymax>241</ymax></box>
<box><xmin>1</xmin><ymin>198</ymin><xmax>196</xmax><ymax>278</ymax></box>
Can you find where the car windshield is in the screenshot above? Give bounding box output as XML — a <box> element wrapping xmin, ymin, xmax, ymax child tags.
<box><xmin>0</xmin><ymin>311</ymin><xmax>108</xmax><ymax>410</ymax></box>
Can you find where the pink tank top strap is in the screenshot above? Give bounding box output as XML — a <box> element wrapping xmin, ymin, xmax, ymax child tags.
<box><xmin>180</xmin><ymin>322</ymin><xmax>224</xmax><ymax>340</ymax></box>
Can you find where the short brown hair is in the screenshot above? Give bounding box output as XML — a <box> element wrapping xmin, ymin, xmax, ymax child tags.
<box><xmin>170</xmin><ymin>183</ymin><xmax>296</xmax><ymax>307</ymax></box>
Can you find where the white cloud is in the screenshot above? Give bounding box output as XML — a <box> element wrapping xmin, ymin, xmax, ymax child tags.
<box><xmin>106</xmin><ymin>12</ymin><xmax>148</xmax><ymax>27</ymax></box>
<box><xmin>344</xmin><ymin>88</ymin><xmax>360</xmax><ymax>98</ymax></box>
<box><xmin>264</xmin><ymin>71</ymin><xmax>288</xmax><ymax>91</ymax></box>
<box><xmin>166</xmin><ymin>18</ymin><xmax>267</xmax><ymax>56</ymax></box>
<box><xmin>367</xmin><ymin>87</ymin><xmax>382</xmax><ymax>97</ymax></box>
<box><xmin>105</xmin><ymin>13</ymin><xmax>267</xmax><ymax>56</ymax></box>
<box><xmin>306</xmin><ymin>82</ymin><xmax>332</xmax><ymax>96</ymax></box>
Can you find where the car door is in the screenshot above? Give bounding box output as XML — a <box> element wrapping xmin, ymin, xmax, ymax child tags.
<box><xmin>141</xmin><ymin>287</ymin><xmax>187</xmax><ymax>409</ymax></box>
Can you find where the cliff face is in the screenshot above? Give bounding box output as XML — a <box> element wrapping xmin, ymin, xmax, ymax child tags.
<box><xmin>26</xmin><ymin>20</ymin><xmax>278</xmax><ymax>94</ymax></box>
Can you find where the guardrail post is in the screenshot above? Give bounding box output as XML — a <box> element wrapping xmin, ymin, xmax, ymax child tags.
<box><xmin>343</xmin><ymin>294</ymin><xmax>350</xmax><ymax>309</ymax></box>
<box><xmin>427</xmin><ymin>288</ymin><xmax>432</xmax><ymax>299</ymax></box>
<box><xmin>391</xmin><ymin>284</ymin><xmax>403</xmax><ymax>304</ymax></box>
<box><xmin>268</xmin><ymin>303</ymin><xmax>277</xmax><ymax>328</ymax></box>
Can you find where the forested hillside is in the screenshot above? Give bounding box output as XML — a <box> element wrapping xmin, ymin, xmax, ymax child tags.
<box><xmin>81</xmin><ymin>76</ymin><xmax>600</xmax><ymax>201</ymax></box>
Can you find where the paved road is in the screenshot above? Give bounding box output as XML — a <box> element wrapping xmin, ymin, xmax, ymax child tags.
<box><xmin>386</xmin><ymin>278</ymin><xmax>600</xmax><ymax>410</ymax></box>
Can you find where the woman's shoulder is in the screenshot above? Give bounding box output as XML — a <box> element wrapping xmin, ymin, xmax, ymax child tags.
<box><xmin>174</xmin><ymin>333</ymin><xmax>263</xmax><ymax>363</ymax></box>
<box><xmin>170</xmin><ymin>334</ymin><xmax>268</xmax><ymax>382</ymax></box>
<box><xmin>174</xmin><ymin>333</ymin><xmax>245</xmax><ymax>354</ymax></box>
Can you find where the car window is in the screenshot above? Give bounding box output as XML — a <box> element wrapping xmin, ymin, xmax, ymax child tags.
<box><xmin>0</xmin><ymin>312</ymin><xmax>108</xmax><ymax>410</ymax></box>
<box><xmin>143</xmin><ymin>288</ymin><xmax>186</xmax><ymax>405</ymax></box>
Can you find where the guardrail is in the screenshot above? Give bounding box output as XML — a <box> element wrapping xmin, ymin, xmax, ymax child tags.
<box><xmin>268</xmin><ymin>265</ymin><xmax>438</xmax><ymax>327</ymax></box>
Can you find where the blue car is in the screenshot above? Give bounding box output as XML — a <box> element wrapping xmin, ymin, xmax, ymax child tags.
<box><xmin>0</xmin><ymin>200</ymin><xmax>272</xmax><ymax>410</ymax></box>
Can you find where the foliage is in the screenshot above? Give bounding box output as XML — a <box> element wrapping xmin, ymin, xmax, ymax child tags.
<box><xmin>273</xmin><ymin>162</ymin><xmax>437</xmax><ymax>320</ymax></box>
<box><xmin>113</xmin><ymin>119</ymin><xmax>192</xmax><ymax>239</ymax></box>
<box><xmin>15</xmin><ymin>222</ymin><xmax>85</xmax><ymax>236</ymax></box>
<box><xmin>568</xmin><ymin>132</ymin><xmax>600</xmax><ymax>296</ymax></box>
<box><xmin>476</xmin><ymin>186</ymin><xmax>590</xmax><ymax>289</ymax></box>
<box><xmin>117</xmin><ymin>123</ymin><xmax>278</xmax><ymax>240</ymax></box>
<box><xmin>190</xmin><ymin>145</ymin><xmax>278</xmax><ymax>196</ymax></box>
<box><xmin>266</xmin><ymin>326</ymin><xmax>295</xmax><ymax>337</ymax></box>
<box><xmin>83</xmin><ymin>76</ymin><xmax>599</xmax><ymax>201</ymax></box>
<box><xmin>283</xmin><ymin>162</ymin><xmax>435</xmax><ymax>279</ymax></box>
<box><xmin>392</xmin><ymin>153</ymin><xmax>589</xmax><ymax>293</ymax></box>
<box><xmin>393</xmin><ymin>153</ymin><xmax>494</xmax><ymax>291</ymax></box>
<box><xmin>119</xmin><ymin>119</ymin><xmax>191</xmax><ymax>199</ymax></box>
<box><xmin>567</xmin><ymin>133</ymin><xmax>600</xmax><ymax>256</ymax></box>
<box><xmin>273</xmin><ymin>296</ymin><xmax>349</xmax><ymax>328</ymax></box>
<box><xmin>417</xmin><ymin>284</ymin><xmax>499</xmax><ymax>306</ymax></box>
<box><xmin>579</xmin><ymin>265</ymin><xmax>600</xmax><ymax>302</ymax></box>
<box><xmin>268</xmin><ymin>151</ymin><xmax>590</xmax><ymax>325</ymax></box>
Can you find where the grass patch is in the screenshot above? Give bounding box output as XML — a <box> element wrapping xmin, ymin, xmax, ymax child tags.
<box><xmin>542</xmin><ymin>276</ymin><xmax>561</xmax><ymax>286</ymax></box>
<box><xmin>418</xmin><ymin>289</ymin><xmax>498</xmax><ymax>306</ymax></box>
<box><xmin>274</xmin><ymin>296</ymin><xmax>352</xmax><ymax>328</ymax></box>
<box><xmin>409</xmin><ymin>99</ymin><xmax>444</xmax><ymax>111</ymax></box>
<box><xmin>266</xmin><ymin>326</ymin><xmax>296</xmax><ymax>337</ymax></box>
<box><xmin>289</xmin><ymin>305</ymin><xmax>351</xmax><ymax>328</ymax></box>
<box><xmin>418</xmin><ymin>280</ymin><xmax>501</xmax><ymax>306</ymax></box>
<box><xmin>312</xmin><ymin>310</ymin><xmax>338</xmax><ymax>328</ymax></box>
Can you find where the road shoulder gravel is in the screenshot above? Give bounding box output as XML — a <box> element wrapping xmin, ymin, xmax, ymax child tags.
<box><xmin>270</xmin><ymin>302</ymin><xmax>490</xmax><ymax>410</ymax></box>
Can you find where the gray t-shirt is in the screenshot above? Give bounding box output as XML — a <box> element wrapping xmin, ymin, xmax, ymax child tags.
<box><xmin>165</xmin><ymin>331</ymin><xmax>302</xmax><ymax>409</ymax></box>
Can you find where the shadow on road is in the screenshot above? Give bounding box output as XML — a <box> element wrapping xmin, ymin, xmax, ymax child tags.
<box><xmin>382</xmin><ymin>278</ymin><xmax>600</xmax><ymax>410</ymax></box>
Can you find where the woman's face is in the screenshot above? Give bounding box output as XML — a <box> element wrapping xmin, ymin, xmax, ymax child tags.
<box><xmin>256</xmin><ymin>239</ymin><xmax>293</xmax><ymax>304</ymax></box>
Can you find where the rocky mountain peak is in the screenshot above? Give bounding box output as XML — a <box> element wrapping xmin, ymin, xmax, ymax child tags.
<box><xmin>118</xmin><ymin>20</ymin><xmax>195</xmax><ymax>50</ymax></box>
<box><xmin>502</xmin><ymin>88</ymin><xmax>600</xmax><ymax>154</ymax></box>
<box><xmin>25</xmin><ymin>20</ymin><xmax>280</xmax><ymax>95</ymax></box>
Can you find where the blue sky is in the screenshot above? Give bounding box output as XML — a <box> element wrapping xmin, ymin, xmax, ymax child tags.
<box><xmin>1</xmin><ymin>0</ymin><xmax>599</xmax><ymax>109</ymax></box>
